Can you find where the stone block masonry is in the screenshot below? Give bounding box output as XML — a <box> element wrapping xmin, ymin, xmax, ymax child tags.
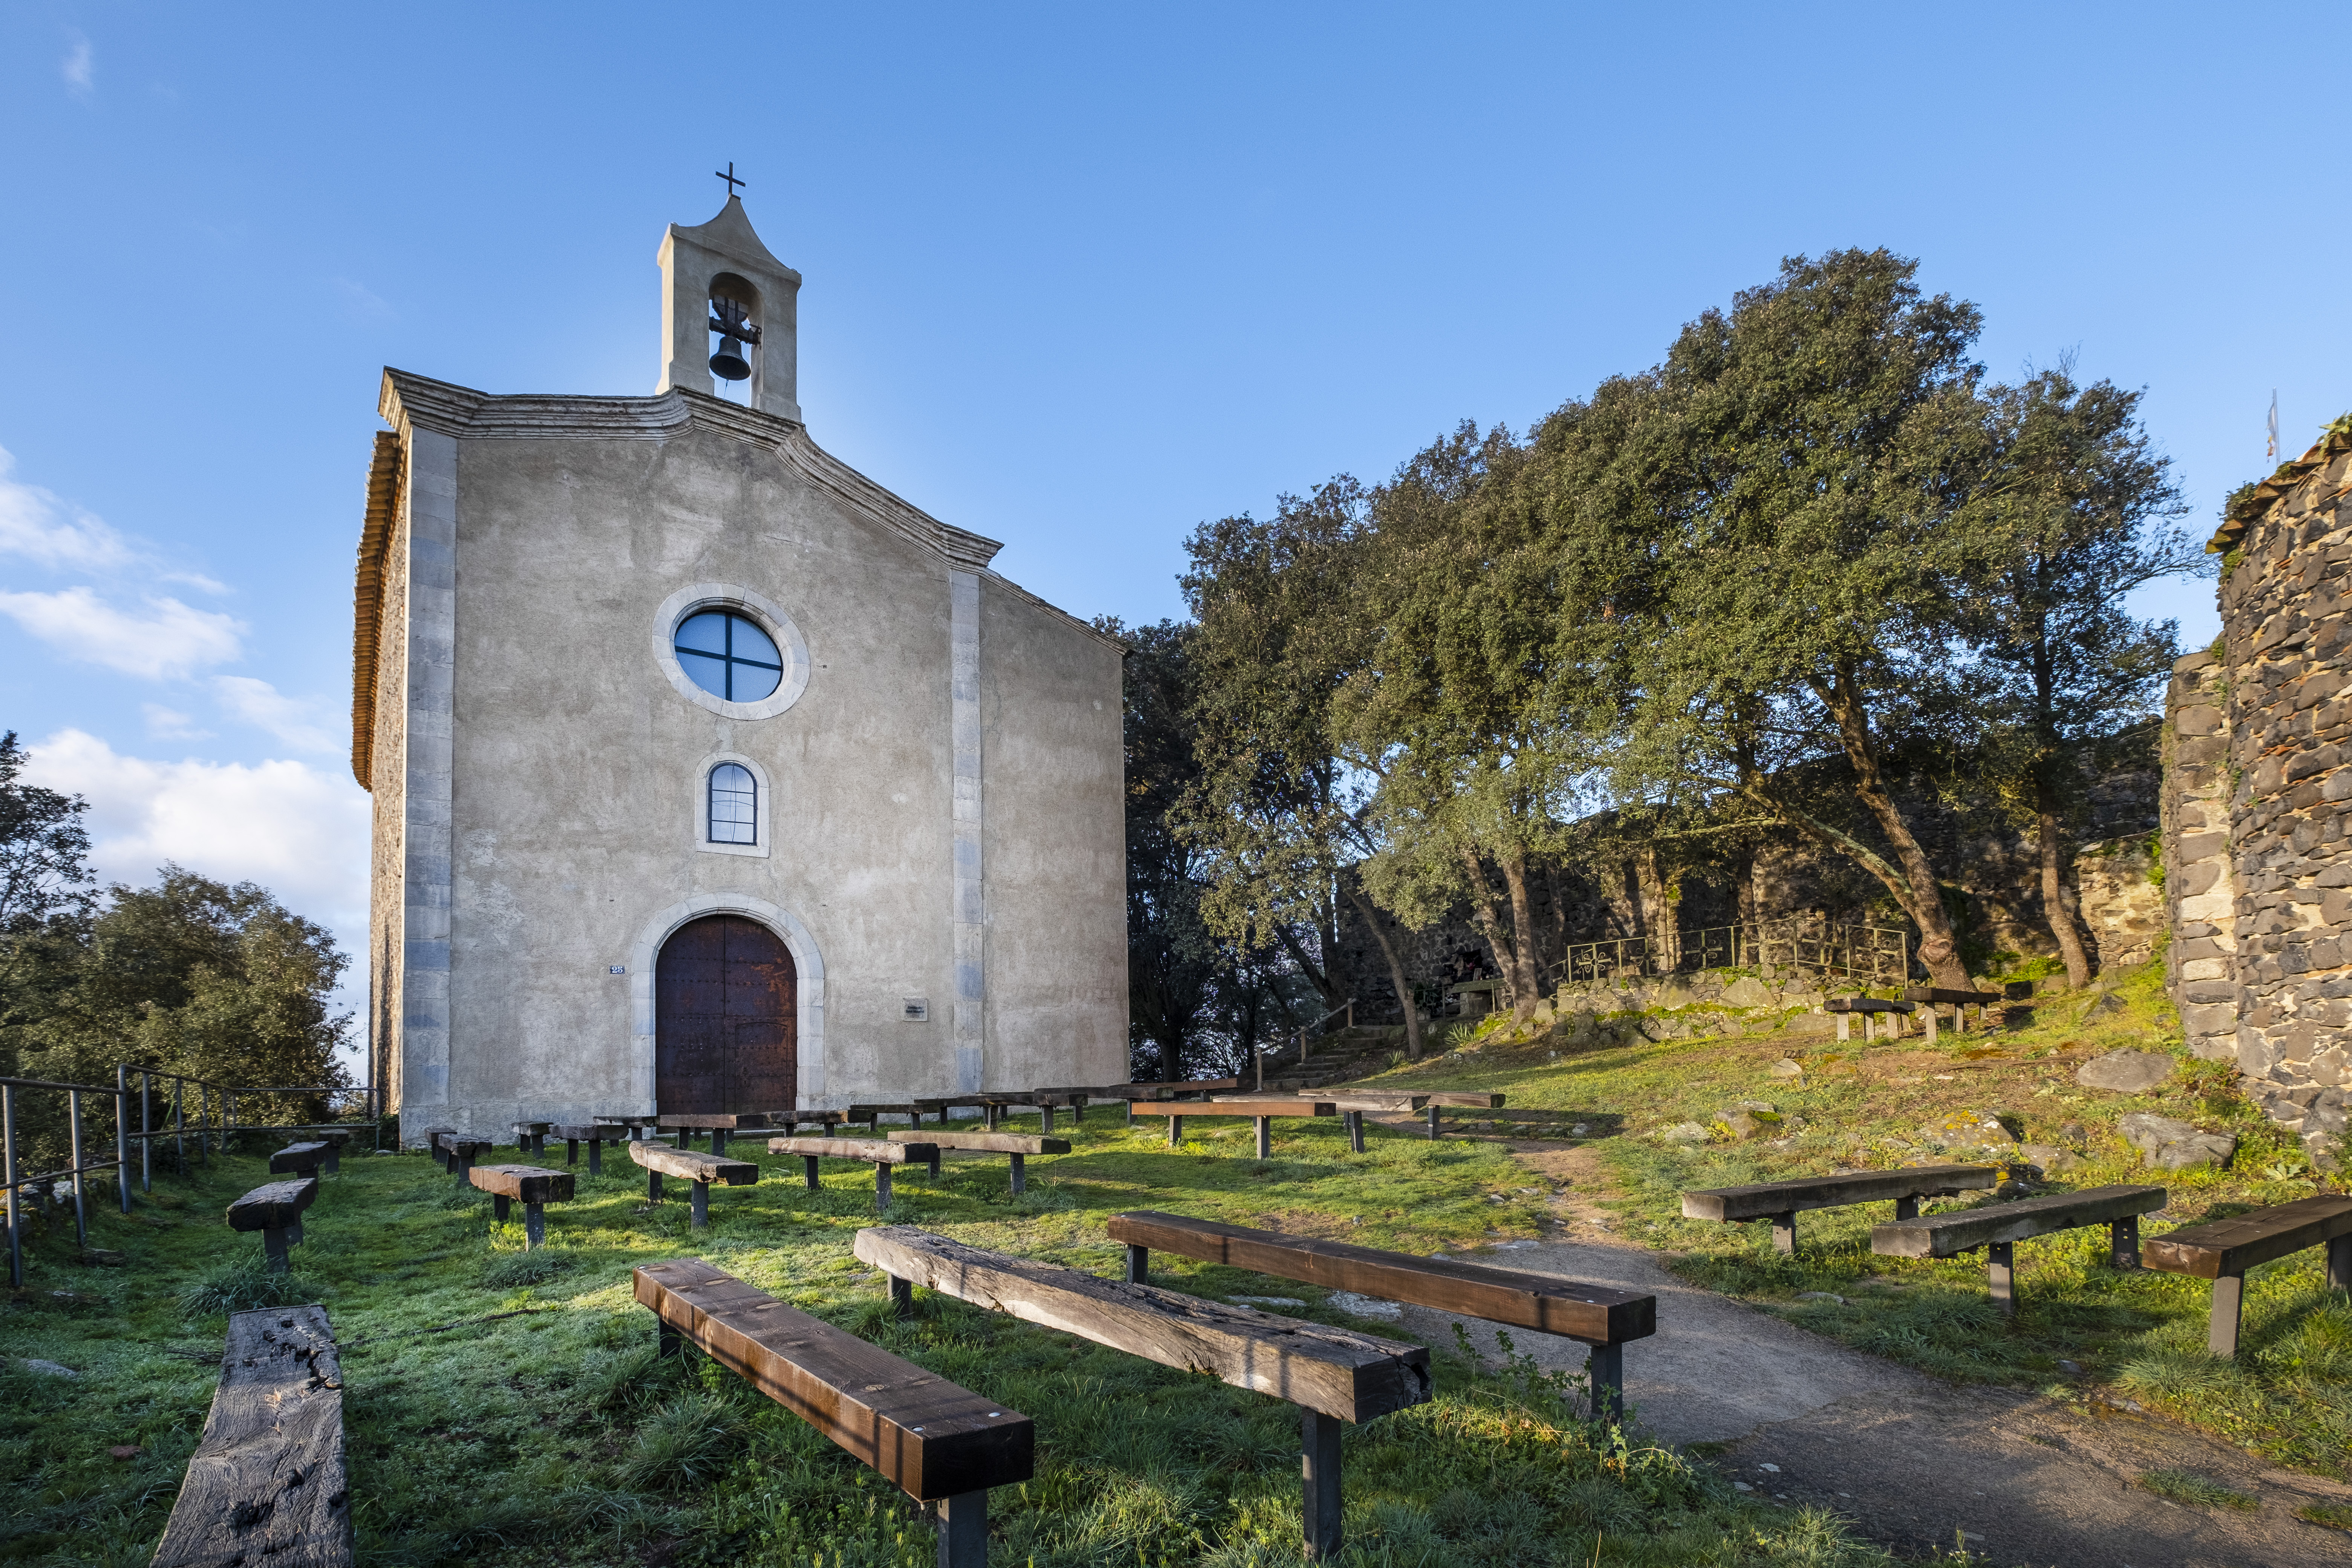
<box><xmin>2196</xmin><ymin>420</ymin><xmax>2352</xmax><ymax>1168</ymax></box>
<box><xmin>2163</xmin><ymin>651</ymin><xmax>2238</xmax><ymax>1063</ymax></box>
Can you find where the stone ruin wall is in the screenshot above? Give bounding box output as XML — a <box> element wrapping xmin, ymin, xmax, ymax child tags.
<box><xmin>2188</xmin><ymin>426</ymin><xmax>2352</xmax><ymax>1168</ymax></box>
<box><xmin>2161</xmin><ymin>651</ymin><xmax>2237</xmax><ymax>1063</ymax></box>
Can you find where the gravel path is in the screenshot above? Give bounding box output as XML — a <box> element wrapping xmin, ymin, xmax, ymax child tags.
<box><xmin>1347</xmin><ymin>1134</ymin><xmax>2352</xmax><ymax>1565</ymax></box>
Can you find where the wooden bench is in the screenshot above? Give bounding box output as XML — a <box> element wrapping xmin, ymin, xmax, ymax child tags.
<box><xmin>600</xmin><ymin>1114</ymin><xmax>662</xmax><ymax>1141</ymax></box>
<box><xmin>911</xmin><ymin>1096</ymin><xmax>989</xmax><ymax>1125</ymax></box>
<box><xmin>1901</xmin><ymin>985</ymin><xmax>2006</xmax><ymax>1041</ymax></box>
<box><xmin>1828</xmin><ymin>995</ymin><xmax>1917</xmax><ymax>1041</ymax></box>
<box><xmin>771</xmin><ymin>1110</ymin><xmax>848</xmax><ymax>1137</ymax></box>
<box><xmin>418</xmin><ymin>1125</ymin><xmax>455</xmax><ymax>1166</ymax></box>
<box><xmin>2144</xmin><ymin>1193</ymin><xmax>2352</xmax><ymax>1356</ymax></box>
<box><xmin>767</xmin><ymin>1136</ymin><xmax>938</xmax><ymax>1211</ymax></box>
<box><xmin>1873</xmin><ymin>1184</ymin><xmax>2167</xmax><ymax>1315</ymax></box>
<box><xmin>228</xmin><ymin>1177</ymin><xmax>318</xmax><ymax>1272</ymax></box>
<box><xmin>511</xmin><ymin>1121</ymin><xmax>551</xmax><ymax>1155</ymax></box>
<box><xmin>635</xmin><ymin>1259</ymin><xmax>1031</xmax><ymax>1566</ymax></box>
<box><xmin>1145</xmin><ymin>1098</ymin><xmax>1342</xmax><ymax>1156</ymax></box>
<box><xmin>1415</xmin><ymin>1092</ymin><xmax>1507</xmax><ymax>1142</ymax></box>
<box><xmin>1109</xmin><ymin>1210</ymin><xmax>1653</xmax><ymax>1420</ymax></box>
<box><xmin>434</xmin><ymin>1133</ymin><xmax>492</xmax><ymax>1185</ymax></box>
<box><xmin>655</xmin><ymin>1112</ymin><xmax>771</xmax><ymax>1153</ymax></box>
<box><xmin>887</xmin><ymin>1129</ymin><xmax>1070</xmax><ymax>1193</ymax></box>
<box><xmin>856</xmin><ymin>1225</ymin><xmax>1430</xmax><ymax>1561</ymax></box>
<box><xmin>467</xmin><ymin>1164</ymin><xmax>576</xmax><ymax>1248</ymax></box>
<box><xmin>1683</xmin><ymin>1165</ymin><xmax>2001</xmax><ymax>1255</ymax></box>
<box><xmin>628</xmin><ymin>1140</ymin><xmax>757</xmax><ymax>1227</ymax></box>
<box><xmin>268</xmin><ymin>1141</ymin><xmax>331</xmax><ymax>1178</ymax></box>
<box><xmin>1106</xmin><ymin>1079</ymin><xmax>1241</xmax><ymax>1125</ymax></box>
<box><xmin>846</xmin><ymin>1102</ymin><xmax>927</xmax><ymax>1130</ymax></box>
<box><xmin>549</xmin><ymin>1122</ymin><xmax>630</xmax><ymax>1173</ymax></box>
<box><xmin>150</xmin><ymin>1305</ymin><xmax>351</xmax><ymax>1567</ymax></box>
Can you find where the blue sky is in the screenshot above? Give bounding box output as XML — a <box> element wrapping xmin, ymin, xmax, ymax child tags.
<box><xmin>3</xmin><ymin>3</ymin><xmax>2343</xmax><ymax>1062</ymax></box>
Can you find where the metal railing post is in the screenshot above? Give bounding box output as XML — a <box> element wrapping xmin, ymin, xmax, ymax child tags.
<box><xmin>140</xmin><ymin>1072</ymin><xmax>152</xmax><ymax>1193</ymax></box>
<box><xmin>67</xmin><ymin>1089</ymin><xmax>87</xmax><ymax>1246</ymax></box>
<box><xmin>174</xmin><ymin>1078</ymin><xmax>186</xmax><ymax>1174</ymax></box>
<box><xmin>116</xmin><ymin>1064</ymin><xmax>130</xmax><ymax>1215</ymax></box>
<box><xmin>3</xmin><ymin>1084</ymin><xmax>18</xmax><ymax>1286</ymax></box>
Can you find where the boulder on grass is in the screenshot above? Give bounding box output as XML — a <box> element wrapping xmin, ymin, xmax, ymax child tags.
<box><xmin>1655</xmin><ymin>1121</ymin><xmax>1710</xmax><ymax>1144</ymax></box>
<box><xmin>1917</xmin><ymin>1109</ymin><xmax>2018</xmax><ymax>1158</ymax></box>
<box><xmin>2076</xmin><ymin>1048</ymin><xmax>2173</xmax><ymax>1093</ymax></box>
<box><xmin>2118</xmin><ymin>1112</ymin><xmax>2236</xmax><ymax>1170</ymax></box>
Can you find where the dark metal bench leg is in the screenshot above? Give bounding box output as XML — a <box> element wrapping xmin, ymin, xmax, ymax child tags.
<box><xmin>1126</xmin><ymin>1243</ymin><xmax>1149</xmax><ymax>1284</ymax></box>
<box><xmin>1587</xmin><ymin>1341</ymin><xmax>1624</xmax><ymax>1423</ymax></box>
<box><xmin>1124</xmin><ymin>1101</ymin><xmax>1134</xmax><ymax>1128</ymax></box>
<box><xmin>525</xmin><ymin>1203</ymin><xmax>545</xmax><ymax>1249</ymax></box>
<box><xmin>691</xmin><ymin>1178</ymin><xmax>710</xmax><ymax>1228</ymax></box>
<box><xmin>2110</xmin><ymin>1216</ymin><xmax>2140</xmax><ymax>1270</ymax></box>
<box><xmin>876</xmin><ymin>1163</ymin><xmax>894</xmax><ymax>1212</ymax></box>
<box><xmin>658</xmin><ymin>1318</ymin><xmax>683</xmax><ymax>1358</ymax></box>
<box><xmin>1256</xmin><ymin>1117</ymin><xmax>1272</xmax><ymax>1159</ymax></box>
<box><xmin>1988</xmin><ymin>1241</ymin><xmax>2017</xmax><ymax>1317</ymax></box>
<box><xmin>986</xmin><ymin>1104</ymin><xmax>1001</xmax><ymax>1132</ymax></box>
<box><xmin>1770</xmin><ymin>1211</ymin><xmax>1796</xmax><ymax>1255</ymax></box>
<box><xmin>1168</xmin><ymin>1114</ymin><xmax>1183</xmax><ymax>1147</ymax></box>
<box><xmin>325</xmin><ymin>1146</ymin><xmax>340</xmax><ymax>1174</ymax></box>
<box><xmin>1348</xmin><ymin>1110</ymin><xmax>1365</xmax><ymax>1154</ymax></box>
<box><xmin>2329</xmin><ymin>1234</ymin><xmax>2350</xmax><ymax>1293</ymax></box>
<box><xmin>648</xmin><ymin>1168</ymin><xmax>663</xmax><ymax>1203</ymax></box>
<box><xmin>262</xmin><ymin>1226</ymin><xmax>290</xmax><ymax>1274</ymax></box>
<box><xmin>928</xmin><ymin>1150</ymin><xmax>942</xmax><ymax>1180</ymax></box>
<box><xmin>587</xmin><ymin>1139</ymin><xmax>602</xmax><ymax>1175</ymax></box>
<box><xmin>936</xmin><ymin>1488</ymin><xmax>986</xmax><ymax>1568</ymax></box>
<box><xmin>1428</xmin><ymin>1104</ymin><xmax>1441</xmax><ymax>1141</ymax></box>
<box><xmin>1302</xmin><ymin>1408</ymin><xmax>1343</xmax><ymax>1560</ymax></box>
<box><xmin>493</xmin><ymin>1194</ymin><xmax>511</xmax><ymax>1223</ymax></box>
<box><xmin>1041</xmin><ymin>1105</ymin><xmax>1055</xmax><ymax>1135</ymax></box>
<box><xmin>565</xmin><ymin>1138</ymin><xmax>579</xmax><ymax>1166</ymax></box>
<box><xmin>1895</xmin><ymin>1195</ymin><xmax>1919</xmax><ymax>1221</ymax></box>
<box><xmin>1010</xmin><ymin>1153</ymin><xmax>1026</xmax><ymax>1194</ymax></box>
<box><xmin>890</xmin><ymin>1273</ymin><xmax>913</xmax><ymax>1319</ymax></box>
<box><xmin>804</xmin><ymin>1155</ymin><xmax>821</xmax><ymax>1190</ymax></box>
<box><xmin>2209</xmin><ymin>1272</ymin><xmax>2245</xmax><ymax>1358</ymax></box>
<box><xmin>712</xmin><ymin>1128</ymin><xmax>727</xmax><ymax>1156</ymax></box>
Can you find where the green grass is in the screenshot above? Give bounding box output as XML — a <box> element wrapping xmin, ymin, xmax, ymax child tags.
<box><xmin>2</xmin><ymin>1121</ymin><xmax>1903</xmax><ymax>1567</ymax></box>
<box><xmin>2137</xmin><ymin>1469</ymin><xmax>2260</xmax><ymax>1510</ymax></box>
<box><xmin>2300</xmin><ymin>1501</ymin><xmax>2352</xmax><ymax>1530</ymax></box>
<box><xmin>1362</xmin><ymin>958</ymin><xmax>2352</xmax><ymax>1480</ymax></box>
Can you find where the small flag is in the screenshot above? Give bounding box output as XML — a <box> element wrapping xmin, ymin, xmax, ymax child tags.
<box><xmin>2268</xmin><ymin>391</ymin><xmax>2280</xmax><ymax>460</ymax></box>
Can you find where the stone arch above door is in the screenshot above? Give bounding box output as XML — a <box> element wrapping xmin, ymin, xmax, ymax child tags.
<box><xmin>627</xmin><ymin>894</ymin><xmax>827</xmax><ymax>1108</ymax></box>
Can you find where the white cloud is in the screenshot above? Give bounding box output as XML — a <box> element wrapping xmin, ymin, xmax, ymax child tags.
<box><xmin>334</xmin><ymin>278</ymin><xmax>392</xmax><ymax>317</ymax></box>
<box><xmin>213</xmin><ymin>676</ymin><xmax>340</xmax><ymax>754</ymax></box>
<box><xmin>0</xmin><ymin>446</ymin><xmax>136</xmax><ymax>570</ymax></box>
<box><xmin>0</xmin><ymin>586</ymin><xmax>245</xmax><ymax>677</ymax></box>
<box><xmin>142</xmin><ymin>703</ymin><xmax>211</xmax><ymax>741</ymax></box>
<box><xmin>61</xmin><ymin>34</ymin><xmax>92</xmax><ymax>95</ymax></box>
<box><xmin>21</xmin><ymin>730</ymin><xmax>372</xmax><ymax>1056</ymax></box>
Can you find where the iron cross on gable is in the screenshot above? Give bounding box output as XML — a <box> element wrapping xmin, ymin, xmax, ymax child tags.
<box><xmin>716</xmin><ymin>162</ymin><xmax>746</xmax><ymax>198</ymax></box>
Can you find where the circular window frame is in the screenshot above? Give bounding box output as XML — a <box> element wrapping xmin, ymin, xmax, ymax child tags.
<box><xmin>653</xmin><ymin>583</ymin><xmax>810</xmax><ymax>720</ymax></box>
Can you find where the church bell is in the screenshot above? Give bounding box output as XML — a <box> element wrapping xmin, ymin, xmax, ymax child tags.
<box><xmin>709</xmin><ymin>337</ymin><xmax>752</xmax><ymax>381</ymax></box>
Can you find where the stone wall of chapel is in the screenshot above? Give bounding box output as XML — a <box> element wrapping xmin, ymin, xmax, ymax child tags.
<box><xmin>2215</xmin><ymin>439</ymin><xmax>2352</xmax><ymax>1167</ymax></box>
<box><xmin>2162</xmin><ymin>651</ymin><xmax>2238</xmax><ymax>1064</ymax></box>
<box><xmin>367</xmin><ymin>469</ymin><xmax>411</xmax><ymax>1119</ymax></box>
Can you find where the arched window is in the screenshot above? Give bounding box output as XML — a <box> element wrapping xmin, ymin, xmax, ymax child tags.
<box><xmin>709</xmin><ymin>763</ymin><xmax>757</xmax><ymax>845</ymax></box>
<box><xmin>674</xmin><ymin>611</ymin><xmax>783</xmax><ymax>702</ymax></box>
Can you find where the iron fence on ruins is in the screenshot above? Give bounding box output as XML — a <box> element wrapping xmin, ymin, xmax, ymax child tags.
<box><xmin>1551</xmin><ymin>918</ymin><xmax>1912</xmax><ymax>988</ymax></box>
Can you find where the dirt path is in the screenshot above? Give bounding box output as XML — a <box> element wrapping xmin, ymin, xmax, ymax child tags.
<box><xmin>1362</xmin><ymin>1133</ymin><xmax>2352</xmax><ymax>1566</ymax></box>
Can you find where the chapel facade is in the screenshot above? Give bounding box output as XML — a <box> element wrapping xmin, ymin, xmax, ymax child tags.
<box><xmin>351</xmin><ymin>197</ymin><xmax>1129</xmax><ymax>1139</ymax></box>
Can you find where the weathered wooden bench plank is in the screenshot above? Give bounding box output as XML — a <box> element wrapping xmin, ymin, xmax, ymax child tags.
<box><xmin>1873</xmin><ymin>1184</ymin><xmax>2167</xmax><ymax>1315</ymax></box>
<box><xmin>768</xmin><ymin>1136</ymin><xmax>940</xmax><ymax>1211</ymax></box>
<box><xmin>1140</xmin><ymin>1099</ymin><xmax>1340</xmax><ymax>1156</ymax></box>
<box><xmin>432</xmin><ymin>1134</ymin><xmax>492</xmax><ymax>1184</ymax></box>
<box><xmin>228</xmin><ymin>1178</ymin><xmax>318</xmax><ymax>1272</ymax></box>
<box><xmin>628</xmin><ymin>1140</ymin><xmax>756</xmax><ymax>1227</ymax></box>
<box><xmin>1683</xmin><ymin>1165</ymin><xmax>2000</xmax><ymax>1254</ymax></box>
<box><xmin>635</xmin><ymin>1259</ymin><xmax>1028</xmax><ymax>1565</ymax></box>
<box><xmin>2144</xmin><ymin>1194</ymin><xmax>2352</xmax><ymax>1356</ymax></box>
<box><xmin>510</xmin><ymin>1121</ymin><xmax>551</xmax><ymax>1155</ymax></box>
<box><xmin>887</xmin><ymin>1129</ymin><xmax>1069</xmax><ymax>1191</ymax></box>
<box><xmin>548</xmin><ymin>1123</ymin><xmax>629</xmax><ymax>1173</ymax></box>
<box><xmin>857</xmin><ymin>1225</ymin><xmax>1429</xmax><ymax>1560</ymax></box>
<box><xmin>1108</xmin><ymin>1210</ymin><xmax>1650</xmax><ymax>1417</ymax></box>
<box><xmin>269</xmin><ymin>1141</ymin><xmax>331</xmax><ymax>1177</ymax></box>
<box><xmin>151</xmin><ymin>1305</ymin><xmax>351</xmax><ymax>1568</ymax></box>
<box><xmin>656</xmin><ymin>1112</ymin><xmax>770</xmax><ymax>1153</ymax></box>
<box><xmin>467</xmin><ymin>1164</ymin><xmax>576</xmax><ymax>1248</ymax></box>
<box><xmin>847</xmin><ymin>1102</ymin><xmax>927</xmax><ymax>1129</ymax></box>
<box><xmin>417</xmin><ymin>1125</ymin><xmax>455</xmax><ymax>1166</ymax></box>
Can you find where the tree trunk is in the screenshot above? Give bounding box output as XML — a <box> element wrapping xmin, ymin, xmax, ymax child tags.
<box><xmin>2036</xmin><ymin>764</ymin><xmax>2093</xmax><ymax>989</ymax></box>
<box><xmin>1455</xmin><ymin>843</ymin><xmax>1520</xmax><ymax>1012</ymax></box>
<box><xmin>1343</xmin><ymin>881</ymin><xmax>1424</xmax><ymax>1060</ymax></box>
<box><xmin>1498</xmin><ymin>846</ymin><xmax>1548</xmax><ymax>1024</ymax></box>
<box><xmin>1810</xmin><ymin>669</ymin><xmax>1974</xmax><ymax>989</ymax></box>
<box><xmin>1273</xmin><ymin>923</ymin><xmax>1342</xmax><ymax>1011</ymax></box>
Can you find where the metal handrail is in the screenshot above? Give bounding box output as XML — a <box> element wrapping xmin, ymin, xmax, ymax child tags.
<box><xmin>1550</xmin><ymin>919</ymin><xmax>1911</xmax><ymax>986</ymax></box>
<box><xmin>1253</xmin><ymin>998</ymin><xmax>1356</xmax><ymax>1091</ymax></box>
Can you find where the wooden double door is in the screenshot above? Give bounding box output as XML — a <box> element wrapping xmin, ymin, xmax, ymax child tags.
<box><xmin>654</xmin><ymin>914</ymin><xmax>798</xmax><ymax>1113</ymax></box>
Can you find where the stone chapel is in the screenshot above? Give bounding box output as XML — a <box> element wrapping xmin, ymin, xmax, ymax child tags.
<box><xmin>350</xmin><ymin>196</ymin><xmax>1129</xmax><ymax>1139</ymax></box>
